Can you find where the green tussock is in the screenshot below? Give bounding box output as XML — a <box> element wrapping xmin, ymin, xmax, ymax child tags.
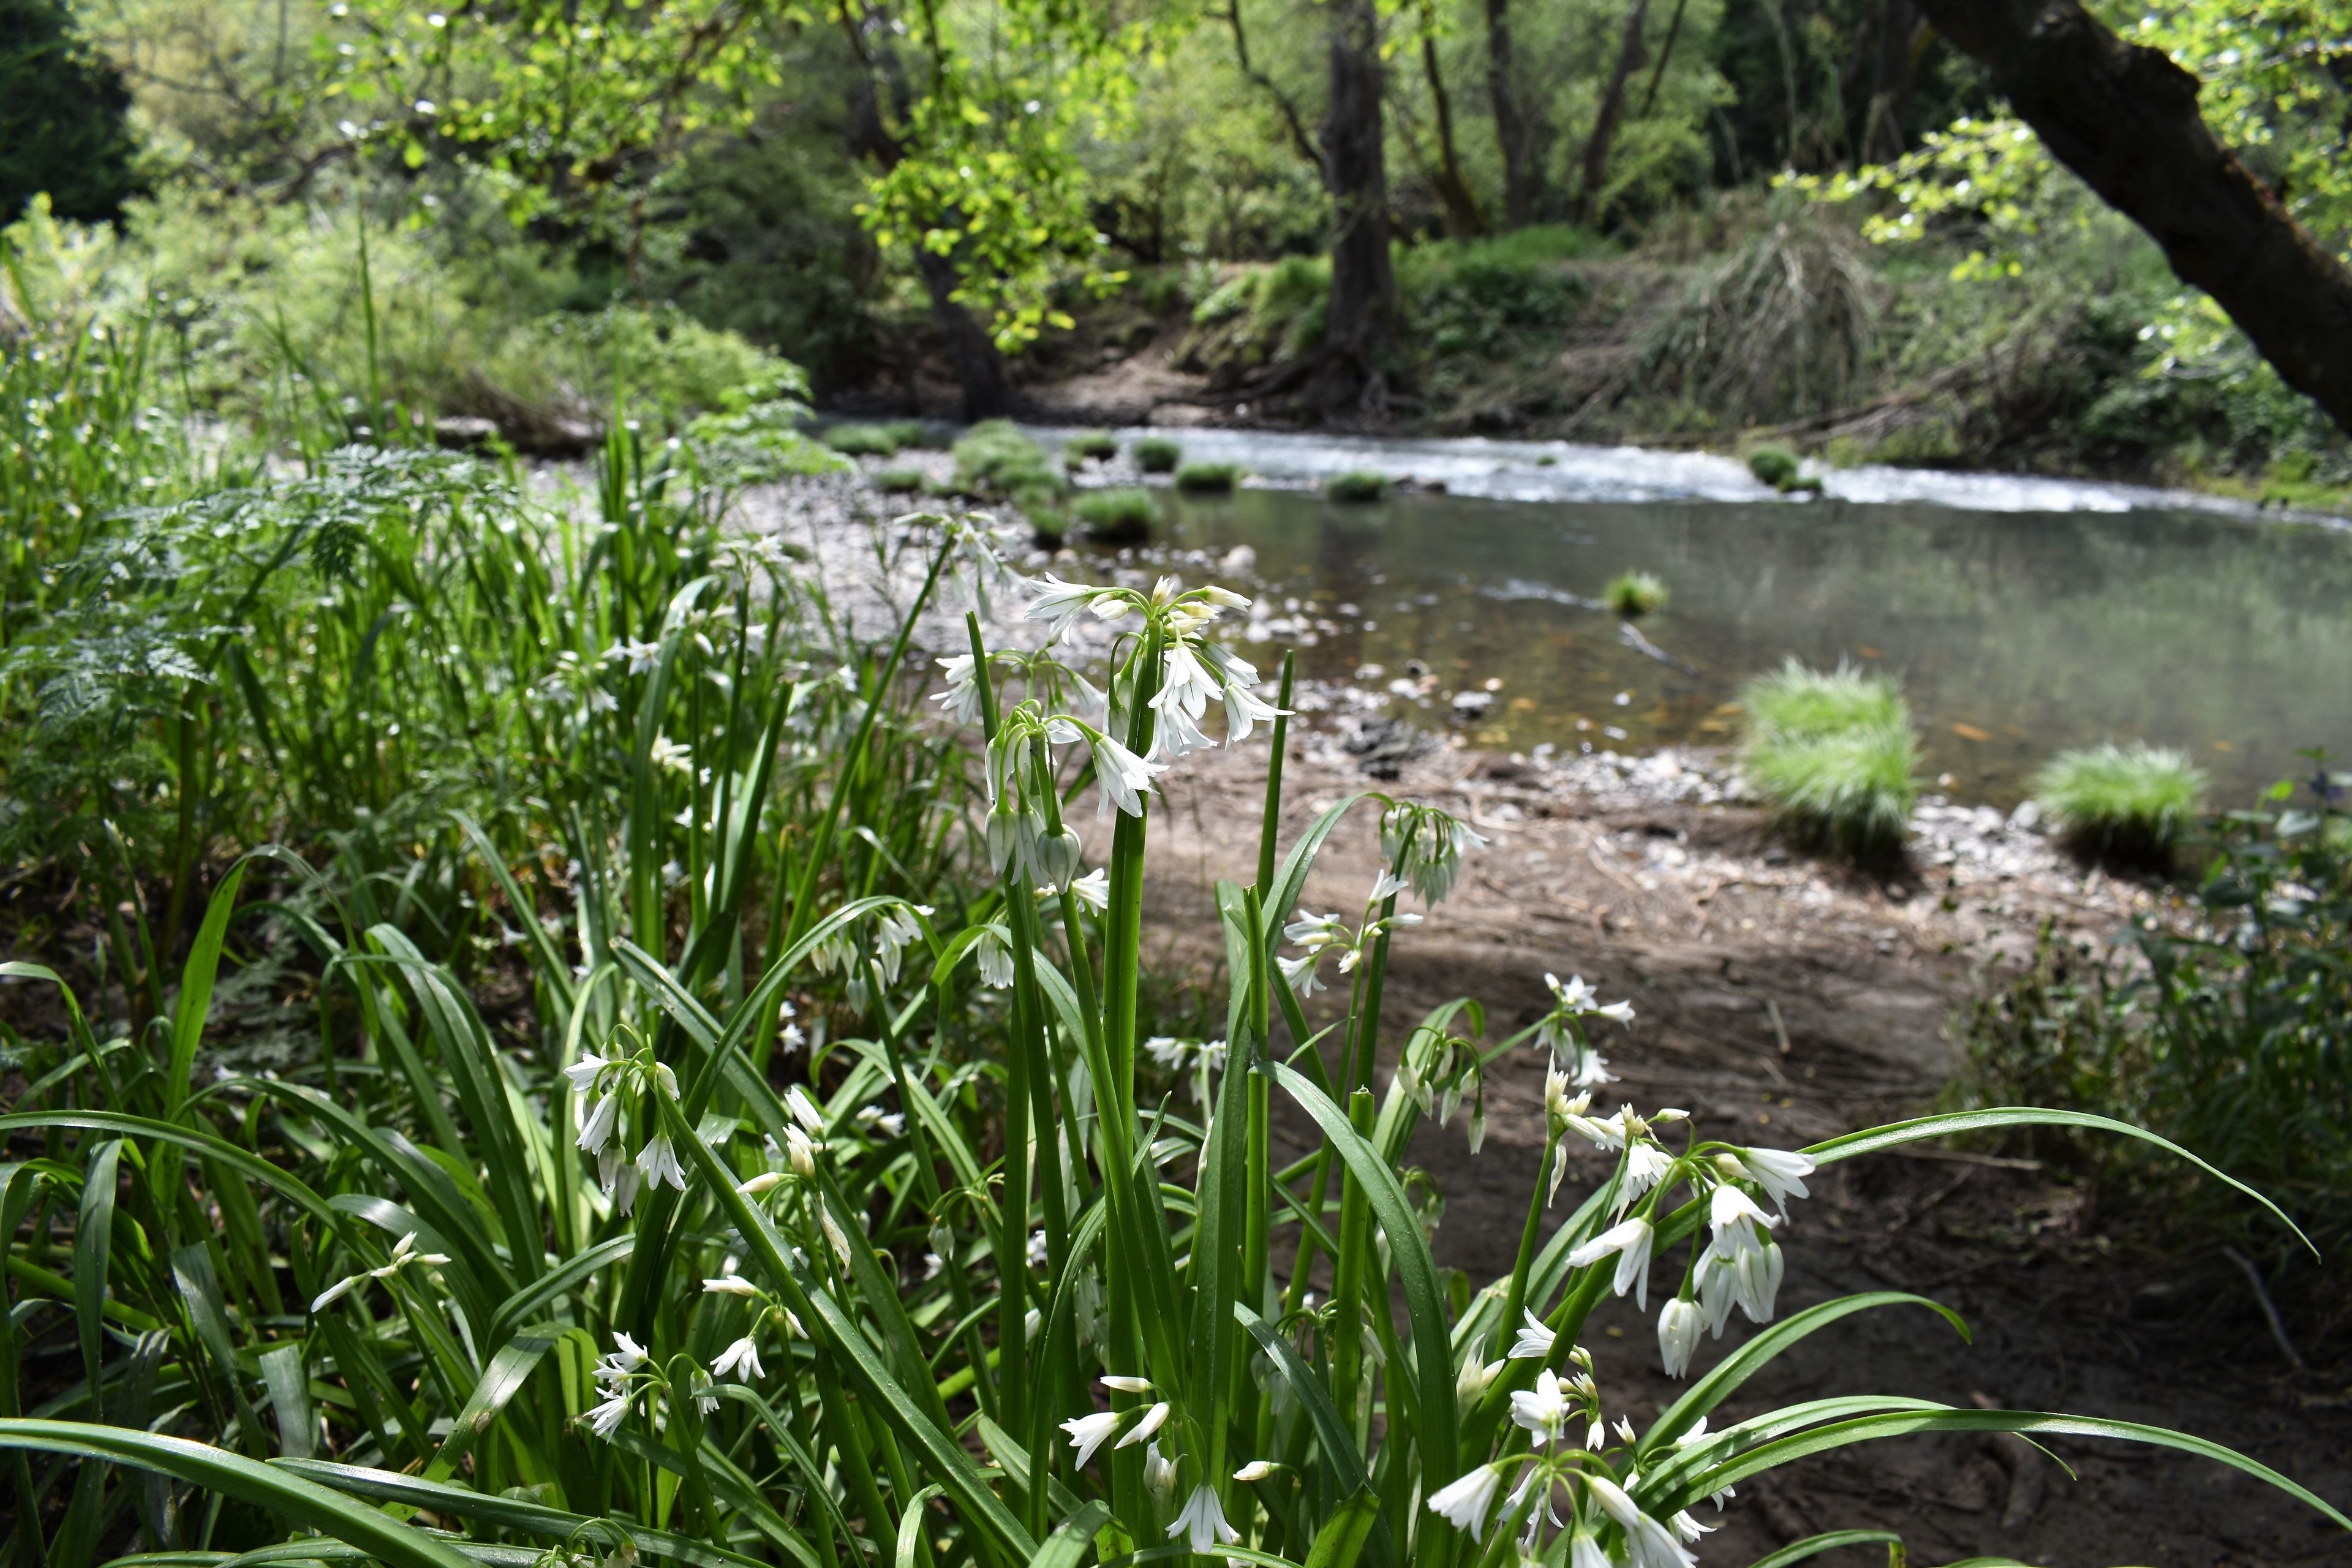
<box><xmin>1747</xmin><ymin>445</ymin><xmax>1799</xmax><ymax>488</ymax></box>
<box><xmin>1174</xmin><ymin>461</ymin><xmax>1240</xmax><ymax>493</ymax></box>
<box><xmin>875</xmin><ymin>466</ymin><xmax>925</xmax><ymax>494</ymax></box>
<box><xmin>952</xmin><ymin>419</ymin><xmax>1065</xmax><ymax>512</ymax></box>
<box><xmin>824</xmin><ymin>422</ymin><xmax>905</xmax><ymax>457</ymax></box>
<box><xmin>1071</xmin><ymin>487</ymin><xmax>1158</xmax><ymax>543</ymax></box>
<box><xmin>1604</xmin><ymin>570</ymin><xmax>1667</xmax><ymax>616</ymax></box>
<box><xmin>1065</xmin><ymin>429</ymin><xmax>1118</xmax><ymax>461</ymax></box>
<box><xmin>1740</xmin><ymin>659</ymin><xmax>1918</xmax><ymax>859</ymax></box>
<box><xmin>2033</xmin><ymin>742</ymin><xmax>2207</xmax><ymax>861</ymax></box>
<box><xmin>1325</xmin><ymin>470</ymin><xmax>1389</xmax><ymax>502</ymax></box>
<box><xmin>1135</xmin><ymin>437</ymin><xmax>1182</xmax><ymax>473</ymax></box>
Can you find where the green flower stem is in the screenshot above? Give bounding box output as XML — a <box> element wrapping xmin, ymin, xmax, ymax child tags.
<box><xmin>1254</xmin><ymin>652</ymin><xmax>1297</xmax><ymax>893</ymax></box>
<box><xmin>1496</xmin><ymin>1130</ymin><xmax>1561</xmax><ymax>1353</ymax></box>
<box><xmin>1331</xmin><ymin>1086</ymin><xmax>1378</xmax><ymax>1443</ymax></box>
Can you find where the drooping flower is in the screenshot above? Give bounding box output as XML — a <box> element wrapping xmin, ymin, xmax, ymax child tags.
<box><xmin>1088</xmin><ymin>730</ymin><xmax>1165</xmax><ymax>820</ymax></box>
<box><xmin>636</xmin><ymin>1133</ymin><xmax>686</xmax><ymax>1193</ymax></box>
<box><xmin>562</xmin><ymin>1051</ymin><xmax>609</xmax><ymax>1093</ymax></box>
<box><xmin>586</xmin><ymin>1389</ymin><xmax>632</xmax><ymax>1438</ymax></box>
<box><xmin>1143</xmin><ymin>1441</ymin><xmax>1180</xmax><ymax>1504</ymax></box>
<box><xmin>1729</xmin><ymin>1235</ymin><xmax>1785</xmax><ymax>1323</ymax></box>
<box><xmin>1708</xmin><ymin>1185</ymin><xmax>1777</xmax><ymax>1261</ymax></box>
<box><xmin>1168</xmin><ymin>1485</ymin><xmax>1239</xmax><ymax>1552</ymax></box>
<box><xmin>1670</xmin><ymin>1510</ymin><xmax>1716</xmax><ymax>1544</ymax></box>
<box><xmin>785</xmin><ymin>1085</ymin><xmax>826</xmax><ymax>1135</ymax></box>
<box><xmin>1233</xmin><ymin>1460</ymin><xmax>1275</xmax><ymax>1482</ymax></box>
<box><xmin>648</xmin><ymin>734</ymin><xmax>693</xmax><ymax>774</ymax></box>
<box><xmin>1566</xmin><ymin>1215</ymin><xmax>1656</xmax><ymax>1308</ymax></box>
<box><xmin>1583</xmin><ymin>1473</ymin><xmax>1697</xmax><ymax>1568</ymax></box>
<box><xmin>1427</xmin><ymin>1463</ymin><xmax>1505</xmax><ymax>1540</ymax></box>
<box><xmin>1223</xmin><ymin>680</ymin><xmax>1283</xmax><ymax>744</ymax></box>
<box><xmin>576</xmin><ymin>1091</ymin><xmax>620</xmax><ymax>1155</ymax></box>
<box><xmin>1025</xmin><ymin>573</ymin><xmax>1114</xmax><ymax>643</ymax></box>
<box><xmin>1509</xmin><ymin>1308</ymin><xmax>1556</xmax><ymax>1361</ymax></box>
<box><xmin>1737</xmin><ymin>1146</ymin><xmax>1816</xmax><ymax>1214</ymax></box>
<box><xmin>1456</xmin><ymin>1334</ymin><xmax>1506</xmax><ymax>1402</ymax></box>
<box><xmin>1657</xmin><ymin>1297</ymin><xmax>1703</xmax><ymax>1379</ymax></box>
<box><xmin>1509</xmin><ymin>1368</ymin><xmax>1572</xmax><ymax>1446</ymax></box>
<box><xmin>714</xmin><ymin>1335</ymin><xmax>765</xmax><ymax>1381</ymax></box>
<box><xmin>1117</xmin><ymin>1400</ymin><xmax>1170</xmax><ymax>1449</ymax></box>
<box><xmin>1101</xmin><ymin>1374</ymin><xmax>1153</xmax><ymax>1394</ymax></box>
<box><xmin>932</xmin><ymin>652</ymin><xmax>984</xmax><ymax>726</ymax></box>
<box><xmin>1569</xmin><ymin>1526</ymin><xmax>1611</xmax><ymax>1568</ymax></box>
<box><xmin>1061</xmin><ymin>1411</ymin><xmax>1120</xmax><ymax>1469</ymax></box>
<box><xmin>1069</xmin><ymin>867</ymin><xmax>1110</xmax><ymax>913</ymax></box>
<box><xmin>703</xmin><ymin>1275</ymin><xmax>759</xmax><ymax>1298</ymax></box>
<box><xmin>782</xmin><ymin>1123</ymin><xmax>821</xmax><ymax>1177</ymax></box>
<box><xmin>1620</xmin><ymin>1142</ymin><xmax>1674</xmax><ymax>1212</ymax></box>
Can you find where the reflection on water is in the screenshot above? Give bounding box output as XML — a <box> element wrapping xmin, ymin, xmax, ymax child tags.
<box><xmin>1111</xmin><ymin>487</ymin><xmax>2352</xmax><ymax>809</ymax></box>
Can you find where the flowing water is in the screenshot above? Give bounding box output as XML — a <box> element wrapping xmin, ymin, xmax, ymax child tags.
<box><xmin>1052</xmin><ymin>429</ymin><xmax>2352</xmax><ymax>808</ymax></box>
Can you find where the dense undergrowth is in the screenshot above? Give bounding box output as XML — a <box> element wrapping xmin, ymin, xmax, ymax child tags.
<box><xmin>5</xmin><ymin>195</ymin><xmax>2351</xmax><ymax>1568</ymax></box>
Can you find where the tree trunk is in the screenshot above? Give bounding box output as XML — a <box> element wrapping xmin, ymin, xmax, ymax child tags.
<box><xmin>1483</xmin><ymin>0</ymin><xmax>1548</xmax><ymax>225</ymax></box>
<box><xmin>1315</xmin><ymin>0</ymin><xmax>1398</xmax><ymax>418</ymax></box>
<box><xmin>1572</xmin><ymin>0</ymin><xmax>1650</xmax><ymax>226</ymax></box>
<box><xmin>842</xmin><ymin>22</ymin><xmax>1016</xmax><ymax>420</ymax></box>
<box><xmin>1860</xmin><ymin>0</ymin><xmax>1917</xmax><ymax>162</ymax></box>
<box><xmin>1912</xmin><ymin>0</ymin><xmax>2352</xmax><ymax>435</ymax></box>
<box><xmin>1422</xmin><ymin>25</ymin><xmax>1485</xmax><ymax>236</ymax></box>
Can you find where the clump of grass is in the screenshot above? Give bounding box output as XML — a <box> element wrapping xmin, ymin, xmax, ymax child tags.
<box><xmin>1065</xmin><ymin>429</ymin><xmax>1118</xmax><ymax>462</ymax></box>
<box><xmin>1747</xmin><ymin>444</ymin><xmax>1824</xmax><ymax>494</ymax></box>
<box><xmin>1603</xmin><ymin>569</ymin><xmax>1667</xmax><ymax>616</ymax></box>
<box><xmin>1071</xmin><ymin>487</ymin><xmax>1158</xmax><ymax>544</ymax></box>
<box><xmin>1136</xmin><ymin>436</ymin><xmax>1182</xmax><ymax>473</ymax></box>
<box><xmin>875</xmin><ymin>466</ymin><xmax>925</xmax><ymax>494</ymax></box>
<box><xmin>1175</xmin><ymin>460</ymin><xmax>1240</xmax><ymax>493</ymax></box>
<box><xmin>1326</xmin><ymin>469</ymin><xmax>1389</xmax><ymax>502</ymax></box>
<box><xmin>883</xmin><ymin>418</ymin><xmax>936</xmax><ymax>449</ymax></box>
<box><xmin>1740</xmin><ymin>658</ymin><xmax>1918</xmax><ymax>860</ymax></box>
<box><xmin>2032</xmin><ymin>742</ymin><xmax>2208</xmax><ymax>863</ymax></box>
<box><xmin>952</xmin><ymin>419</ymin><xmax>1065</xmax><ymax>512</ymax></box>
<box><xmin>825</xmin><ymin>422</ymin><xmax>905</xmax><ymax>457</ymax></box>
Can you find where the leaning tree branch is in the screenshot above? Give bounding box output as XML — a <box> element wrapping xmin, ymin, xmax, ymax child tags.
<box><xmin>1912</xmin><ymin>0</ymin><xmax>2352</xmax><ymax>435</ymax></box>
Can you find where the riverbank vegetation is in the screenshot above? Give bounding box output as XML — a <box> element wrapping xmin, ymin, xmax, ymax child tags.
<box><xmin>1738</xmin><ymin>661</ymin><xmax>1918</xmax><ymax>861</ymax></box>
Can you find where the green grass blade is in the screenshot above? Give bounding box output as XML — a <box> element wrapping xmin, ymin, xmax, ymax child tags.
<box><xmin>0</xmin><ymin>1422</ymin><xmax>477</xmax><ymax>1568</ymax></box>
<box><xmin>1260</xmin><ymin>794</ymin><xmax>1373</xmax><ymax>940</ymax></box>
<box><xmin>1642</xmin><ymin>1293</ymin><xmax>1969</xmax><ymax>1455</ymax></box>
<box><xmin>168</xmin><ymin>863</ymin><xmax>249</xmax><ymax>1119</ymax></box>
<box><xmin>1744</xmin><ymin>1531</ymin><xmax>1902</xmax><ymax>1568</ymax></box>
<box><xmin>896</xmin><ymin>1484</ymin><xmax>946</xmax><ymax>1568</ymax></box>
<box><xmin>1303</xmin><ymin>1488</ymin><xmax>1379</xmax><ymax>1568</ymax></box>
<box><xmin>1028</xmin><ymin>1502</ymin><xmax>1109</xmax><ymax>1568</ymax></box>
<box><xmin>257</xmin><ymin>1344</ymin><xmax>314</xmax><ymax>1460</ymax></box>
<box><xmin>72</xmin><ymin>1139</ymin><xmax>123</xmax><ymax>1420</ymax></box>
<box><xmin>1804</xmin><ymin>1108</ymin><xmax>2313</xmax><ymax>1254</ymax></box>
<box><xmin>488</xmin><ymin>1237</ymin><xmax>633</xmax><ymax>1343</ymax></box>
<box><xmin>423</xmin><ymin>1327</ymin><xmax>557</xmax><ymax>1482</ymax></box>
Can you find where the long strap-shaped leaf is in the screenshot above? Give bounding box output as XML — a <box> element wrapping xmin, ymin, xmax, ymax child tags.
<box><xmin>1641</xmin><ymin>1292</ymin><xmax>1969</xmax><ymax>1455</ymax></box>
<box><xmin>1805</xmin><ymin>1109</ymin><xmax>2313</xmax><ymax>1253</ymax></box>
<box><xmin>1744</xmin><ymin>1531</ymin><xmax>1902</xmax><ymax>1568</ymax></box>
<box><xmin>1268</xmin><ymin>1065</ymin><xmax>1460</xmax><ymax>1510</ymax></box>
<box><xmin>1661</xmin><ymin>1408</ymin><xmax>2352</xmax><ymax>1528</ymax></box>
<box><xmin>0</xmin><ymin>1422</ymin><xmax>475</xmax><ymax>1568</ymax></box>
<box><xmin>274</xmin><ymin>1458</ymin><xmax>770</xmax><ymax>1568</ymax></box>
<box><xmin>169</xmin><ymin>864</ymin><xmax>250</xmax><ymax>1121</ymax></box>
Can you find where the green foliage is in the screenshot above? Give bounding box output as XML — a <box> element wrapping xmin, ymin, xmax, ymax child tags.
<box><xmin>1739</xmin><ymin>660</ymin><xmax>1918</xmax><ymax>860</ymax></box>
<box><xmin>2033</xmin><ymin>742</ymin><xmax>2209</xmax><ymax>862</ymax></box>
<box><xmin>0</xmin><ymin>0</ymin><xmax>145</xmax><ymax>223</ymax></box>
<box><xmin>1747</xmin><ymin>445</ymin><xmax>1798</xmax><ymax>487</ymax></box>
<box><xmin>1398</xmin><ymin>227</ymin><xmax>1596</xmax><ymax>360</ymax></box>
<box><xmin>1065</xmin><ymin>429</ymin><xmax>1118</xmax><ymax>461</ymax></box>
<box><xmin>1174</xmin><ymin>459</ymin><xmax>1241</xmax><ymax>492</ymax></box>
<box><xmin>1071</xmin><ymin>486</ymin><xmax>1157</xmax><ymax>542</ymax></box>
<box><xmin>1957</xmin><ymin>771</ymin><xmax>2352</xmax><ymax>1243</ymax></box>
<box><xmin>876</xmin><ymin>466</ymin><xmax>927</xmax><ymax>494</ymax></box>
<box><xmin>826</xmin><ymin>423</ymin><xmax>908</xmax><ymax>458</ymax></box>
<box><xmin>1602</xmin><ymin>569</ymin><xmax>1667</xmax><ymax>616</ymax></box>
<box><xmin>1134</xmin><ymin>435</ymin><xmax>1182</xmax><ymax>472</ymax></box>
<box><xmin>1325</xmin><ymin>469</ymin><xmax>1389</xmax><ymax>502</ymax></box>
<box><xmin>952</xmin><ymin>419</ymin><xmax>1065</xmax><ymax>513</ymax></box>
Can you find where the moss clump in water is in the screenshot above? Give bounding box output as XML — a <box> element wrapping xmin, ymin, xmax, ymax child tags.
<box><xmin>1064</xmin><ymin>429</ymin><xmax>1118</xmax><ymax>466</ymax></box>
<box><xmin>1747</xmin><ymin>443</ymin><xmax>1823</xmax><ymax>494</ymax></box>
<box><xmin>1604</xmin><ymin>570</ymin><xmax>1667</xmax><ymax>616</ymax></box>
<box><xmin>1136</xmin><ymin>437</ymin><xmax>1182</xmax><ymax>473</ymax></box>
<box><xmin>1326</xmin><ymin>469</ymin><xmax>1389</xmax><ymax>502</ymax></box>
<box><xmin>952</xmin><ymin>420</ymin><xmax>1065</xmax><ymax>514</ymax></box>
<box><xmin>1175</xmin><ymin>461</ymin><xmax>1240</xmax><ymax>493</ymax></box>
<box><xmin>1072</xmin><ymin>488</ymin><xmax>1158</xmax><ymax>543</ymax></box>
<box><xmin>2032</xmin><ymin>742</ymin><xmax>2207</xmax><ymax>865</ymax></box>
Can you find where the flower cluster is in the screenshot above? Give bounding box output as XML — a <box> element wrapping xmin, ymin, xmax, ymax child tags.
<box><xmin>565</xmin><ymin>1041</ymin><xmax>688</xmax><ymax>1216</ymax></box>
<box><xmin>1379</xmin><ymin>802</ymin><xmax>1488</xmax><ymax>905</ymax></box>
<box><xmin>808</xmin><ymin>902</ymin><xmax>932</xmax><ymax>1010</ymax></box>
<box><xmin>309</xmin><ymin>1229</ymin><xmax>450</xmax><ymax>1314</ymax></box>
<box><xmin>1058</xmin><ymin>1377</ymin><xmax>1246</xmax><ymax>1554</ymax></box>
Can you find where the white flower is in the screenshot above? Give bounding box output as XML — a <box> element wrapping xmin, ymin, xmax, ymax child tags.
<box><xmin>1467</xmin><ymin>1109</ymin><xmax>1487</xmax><ymax>1154</ymax></box>
<box><xmin>1730</xmin><ymin>1236</ymin><xmax>1785</xmax><ymax>1323</ymax></box>
<box><xmin>1025</xmin><ymin>573</ymin><xmax>1114</xmax><ymax>642</ymax></box>
<box><xmin>1223</xmin><ymin>680</ymin><xmax>1282</xmax><ymax>743</ymax></box>
<box><xmin>1670</xmin><ymin>1511</ymin><xmax>1716</xmax><ymax>1544</ymax></box>
<box><xmin>1061</xmin><ymin>1411</ymin><xmax>1120</xmax><ymax>1468</ymax></box>
<box><xmin>1088</xmin><ymin>730</ymin><xmax>1164</xmax><ymax>820</ymax></box>
<box><xmin>1069</xmin><ymin>867</ymin><xmax>1109</xmax><ymax>913</ymax></box>
<box><xmin>1738</xmin><ymin>1147</ymin><xmax>1816</xmax><ymax>1213</ymax></box>
<box><xmin>1233</xmin><ymin>1460</ymin><xmax>1275</xmax><ymax>1482</ymax></box>
<box><xmin>1101</xmin><ymin>1374</ymin><xmax>1154</xmax><ymax>1393</ymax></box>
<box><xmin>785</xmin><ymin>1085</ymin><xmax>826</xmax><ymax>1135</ymax></box>
<box><xmin>1657</xmin><ymin>1297</ymin><xmax>1703</xmax><ymax>1378</ymax></box>
<box><xmin>782</xmin><ymin>1123</ymin><xmax>820</xmax><ymax>1177</ymax></box>
<box><xmin>690</xmin><ymin>1371</ymin><xmax>720</xmax><ymax>1415</ymax></box>
<box><xmin>586</xmin><ymin>1390</ymin><xmax>631</xmax><ymax>1438</ymax></box>
<box><xmin>1569</xmin><ymin>1527</ymin><xmax>1611</xmax><ymax>1568</ymax></box>
<box><xmin>563</xmin><ymin>1051</ymin><xmax>609</xmax><ymax>1093</ymax></box>
<box><xmin>1583</xmin><ymin>1474</ymin><xmax>1697</xmax><ymax>1568</ymax></box>
<box><xmin>597</xmin><ymin>1332</ymin><xmax>647</xmax><ymax>1386</ymax></box>
<box><xmin>636</xmin><ymin>1134</ymin><xmax>687</xmax><ymax>1193</ymax></box>
<box><xmin>1278</xmin><ymin>952</ymin><xmax>1325</xmax><ymax>998</ymax></box>
<box><xmin>1509</xmin><ymin>1368</ymin><xmax>1571</xmax><ymax>1445</ymax></box>
<box><xmin>1509</xmin><ymin>1308</ymin><xmax>1556</xmax><ymax>1361</ymax></box>
<box><xmin>1708</xmin><ymin>1185</ymin><xmax>1777</xmax><ymax>1260</ymax></box>
<box><xmin>310</xmin><ymin>1275</ymin><xmax>360</xmax><ymax>1312</ymax></box>
<box><xmin>1168</xmin><ymin>1485</ymin><xmax>1239</xmax><ymax>1552</ymax></box>
<box><xmin>856</xmin><ymin>1104</ymin><xmax>906</xmax><ymax>1138</ymax></box>
<box><xmin>648</xmin><ymin>734</ymin><xmax>693</xmax><ymax>774</ymax></box>
<box><xmin>1027</xmin><ymin>1229</ymin><xmax>1050</xmax><ymax>1268</ymax></box>
<box><xmin>1153</xmin><ymin>638</ymin><xmax>1221</xmax><ymax>719</ymax></box>
<box><xmin>1621</xmin><ymin>1142</ymin><xmax>1673</xmax><ymax>1212</ymax></box>
<box><xmin>576</xmin><ymin>1091</ymin><xmax>620</xmax><ymax>1155</ymax></box>
<box><xmin>932</xmin><ymin>653</ymin><xmax>984</xmax><ymax>725</ymax></box>
<box><xmin>739</xmin><ymin>1170</ymin><xmax>786</xmax><ymax>1198</ymax></box>
<box><xmin>1144</xmin><ymin>1440</ymin><xmax>1180</xmax><ymax>1504</ymax></box>
<box><xmin>1571</xmin><ymin>1048</ymin><xmax>1617</xmax><ymax>1088</ymax></box>
<box><xmin>1117</xmin><ymin>1400</ymin><xmax>1169</xmax><ymax>1449</ymax></box>
<box><xmin>1567</xmin><ymin>1216</ymin><xmax>1655</xmax><ymax>1309</ymax></box>
<box><xmin>974</xmin><ymin>926</ymin><xmax>1015</xmax><ymax>989</ymax></box>
<box><xmin>713</xmin><ymin>1335</ymin><xmax>764</xmax><ymax>1381</ymax></box>
<box><xmin>819</xmin><ymin>1207</ymin><xmax>855</xmax><ymax>1267</ymax></box>
<box><xmin>607</xmin><ymin>638</ymin><xmax>661</xmax><ymax>674</ymax></box>
<box><xmin>703</xmin><ymin>1276</ymin><xmax>759</xmax><ymax>1297</ymax></box>
<box><xmin>1427</xmin><ymin>1463</ymin><xmax>1504</xmax><ymax>1540</ymax></box>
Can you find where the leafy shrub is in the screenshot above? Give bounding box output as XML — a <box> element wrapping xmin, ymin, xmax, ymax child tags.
<box><xmin>1065</xmin><ymin>429</ymin><xmax>1118</xmax><ymax>461</ymax></box>
<box><xmin>0</xmin><ymin>0</ymin><xmax>145</xmax><ymax>224</ymax></box>
<box><xmin>1135</xmin><ymin>435</ymin><xmax>1182</xmax><ymax>473</ymax></box>
<box><xmin>825</xmin><ymin>423</ymin><xmax>905</xmax><ymax>456</ymax></box>
<box><xmin>952</xmin><ymin>418</ymin><xmax>1065</xmax><ymax>513</ymax></box>
<box><xmin>1739</xmin><ymin>658</ymin><xmax>1918</xmax><ymax>859</ymax></box>
<box><xmin>875</xmin><ymin>466</ymin><xmax>926</xmax><ymax>494</ymax></box>
<box><xmin>1174</xmin><ymin>460</ymin><xmax>1240</xmax><ymax>492</ymax></box>
<box><xmin>2033</xmin><ymin>742</ymin><xmax>2207</xmax><ymax>862</ymax></box>
<box><xmin>1071</xmin><ymin>486</ymin><xmax>1157</xmax><ymax>543</ymax></box>
<box><xmin>1325</xmin><ymin>469</ymin><xmax>1388</xmax><ymax>502</ymax></box>
<box><xmin>1747</xmin><ymin>445</ymin><xmax>1799</xmax><ymax>488</ymax></box>
<box><xmin>1400</xmin><ymin>228</ymin><xmax>1594</xmax><ymax>360</ymax></box>
<box><xmin>1604</xmin><ymin>570</ymin><xmax>1667</xmax><ymax>616</ymax></box>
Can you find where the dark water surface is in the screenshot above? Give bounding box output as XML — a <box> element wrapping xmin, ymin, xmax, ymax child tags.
<box><xmin>1126</xmin><ymin>486</ymin><xmax>2352</xmax><ymax>808</ymax></box>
